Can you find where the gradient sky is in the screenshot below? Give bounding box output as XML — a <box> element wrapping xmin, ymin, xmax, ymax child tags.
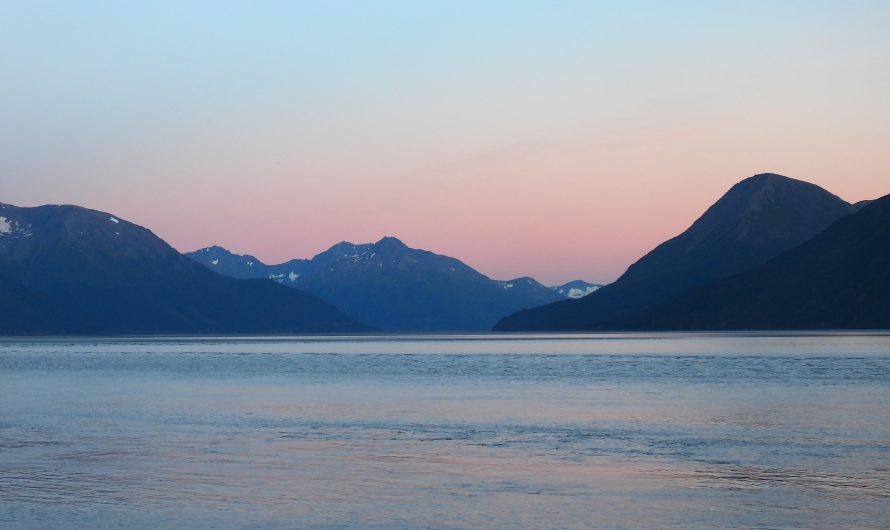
<box><xmin>3</xmin><ymin>1</ymin><xmax>889</xmax><ymax>284</ymax></box>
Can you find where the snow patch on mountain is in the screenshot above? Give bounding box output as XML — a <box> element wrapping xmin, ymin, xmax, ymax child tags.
<box><xmin>552</xmin><ymin>281</ymin><xmax>602</xmax><ymax>299</ymax></box>
<box><xmin>567</xmin><ymin>286</ymin><xmax>598</xmax><ymax>298</ymax></box>
<box><xmin>0</xmin><ymin>216</ymin><xmax>33</xmax><ymax>238</ymax></box>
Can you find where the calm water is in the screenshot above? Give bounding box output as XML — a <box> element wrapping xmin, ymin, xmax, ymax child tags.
<box><xmin>1</xmin><ymin>333</ymin><xmax>889</xmax><ymax>529</ymax></box>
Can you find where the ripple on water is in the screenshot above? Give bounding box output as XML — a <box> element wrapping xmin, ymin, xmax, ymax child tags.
<box><xmin>1</xmin><ymin>334</ymin><xmax>889</xmax><ymax>528</ymax></box>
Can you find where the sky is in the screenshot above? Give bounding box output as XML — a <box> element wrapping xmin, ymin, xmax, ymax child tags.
<box><xmin>2</xmin><ymin>1</ymin><xmax>889</xmax><ymax>284</ymax></box>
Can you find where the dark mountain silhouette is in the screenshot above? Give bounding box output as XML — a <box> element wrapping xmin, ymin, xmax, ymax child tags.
<box><xmin>188</xmin><ymin>237</ymin><xmax>563</xmax><ymax>331</ymax></box>
<box><xmin>0</xmin><ymin>203</ymin><xmax>367</xmax><ymax>335</ymax></box>
<box><xmin>612</xmin><ymin>194</ymin><xmax>890</xmax><ymax>330</ymax></box>
<box><xmin>495</xmin><ymin>173</ymin><xmax>855</xmax><ymax>331</ymax></box>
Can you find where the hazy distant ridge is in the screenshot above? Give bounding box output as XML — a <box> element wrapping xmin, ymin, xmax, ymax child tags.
<box><xmin>187</xmin><ymin>238</ymin><xmax>566</xmax><ymax>331</ymax></box>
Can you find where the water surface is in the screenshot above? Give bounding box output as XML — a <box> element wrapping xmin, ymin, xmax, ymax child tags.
<box><xmin>1</xmin><ymin>333</ymin><xmax>889</xmax><ymax>528</ymax></box>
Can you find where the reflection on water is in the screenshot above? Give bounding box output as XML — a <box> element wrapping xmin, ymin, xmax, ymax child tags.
<box><xmin>1</xmin><ymin>333</ymin><xmax>889</xmax><ymax>528</ymax></box>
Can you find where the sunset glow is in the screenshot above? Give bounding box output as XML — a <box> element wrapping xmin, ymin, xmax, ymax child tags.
<box><xmin>4</xmin><ymin>1</ymin><xmax>888</xmax><ymax>283</ymax></box>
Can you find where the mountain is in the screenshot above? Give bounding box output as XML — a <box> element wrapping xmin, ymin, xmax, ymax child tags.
<box><xmin>187</xmin><ymin>238</ymin><xmax>564</xmax><ymax>331</ymax></box>
<box><xmin>495</xmin><ymin>173</ymin><xmax>855</xmax><ymax>331</ymax></box>
<box><xmin>853</xmin><ymin>199</ymin><xmax>874</xmax><ymax>212</ymax></box>
<box><xmin>613</xmin><ymin>194</ymin><xmax>890</xmax><ymax>330</ymax></box>
<box><xmin>551</xmin><ymin>280</ymin><xmax>602</xmax><ymax>299</ymax></box>
<box><xmin>0</xmin><ymin>203</ymin><xmax>367</xmax><ymax>335</ymax></box>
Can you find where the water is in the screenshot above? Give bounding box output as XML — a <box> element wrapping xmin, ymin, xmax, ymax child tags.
<box><xmin>1</xmin><ymin>333</ymin><xmax>889</xmax><ymax>529</ymax></box>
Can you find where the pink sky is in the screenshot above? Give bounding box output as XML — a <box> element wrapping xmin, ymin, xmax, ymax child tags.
<box><xmin>32</xmin><ymin>133</ymin><xmax>888</xmax><ymax>285</ymax></box>
<box><xmin>4</xmin><ymin>2</ymin><xmax>889</xmax><ymax>284</ymax></box>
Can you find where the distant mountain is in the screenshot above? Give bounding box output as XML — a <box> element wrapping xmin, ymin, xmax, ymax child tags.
<box><xmin>495</xmin><ymin>173</ymin><xmax>855</xmax><ymax>331</ymax></box>
<box><xmin>0</xmin><ymin>203</ymin><xmax>367</xmax><ymax>335</ymax></box>
<box><xmin>551</xmin><ymin>280</ymin><xmax>602</xmax><ymax>299</ymax></box>
<box><xmin>613</xmin><ymin>194</ymin><xmax>890</xmax><ymax>330</ymax></box>
<box><xmin>853</xmin><ymin>199</ymin><xmax>874</xmax><ymax>212</ymax></box>
<box><xmin>188</xmin><ymin>237</ymin><xmax>563</xmax><ymax>331</ymax></box>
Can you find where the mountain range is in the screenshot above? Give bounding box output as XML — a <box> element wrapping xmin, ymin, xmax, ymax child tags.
<box><xmin>186</xmin><ymin>238</ymin><xmax>566</xmax><ymax>331</ymax></box>
<box><xmin>1</xmin><ymin>172</ymin><xmax>886</xmax><ymax>335</ymax></box>
<box><xmin>496</xmin><ymin>173</ymin><xmax>886</xmax><ymax>331</ymax></box>
<box><xmin>0</xmin><ymin>203</ymin><xmax>366</xmax><ymax>335</ymax></box>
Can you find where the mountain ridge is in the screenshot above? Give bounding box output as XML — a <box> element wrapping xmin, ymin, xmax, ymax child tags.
<box><xmin>495</xmin><ymin>173</ymin><xmax>856</xmax><ymax>331</ymax></box>
<box><xmin>611</xmin><ymin>194</ymin><xmax>890</xmax><ymax>330</ymax></box>
<box><xmin>0</xmin><ymin>202</ymin><xmax>368</xmax><ymax>335</ymax></box>
<box><xmin>188</xmin><ymin>237</ymin><xmax>565</xmax><ymax>331</ymax></box>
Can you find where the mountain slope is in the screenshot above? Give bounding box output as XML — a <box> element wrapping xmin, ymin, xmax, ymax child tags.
<box><xmin>495</xmin><ymin>173</ymin><xmax>854</xmax><ymax>331</ymax></box>
<box><xmin>188</xmin><ymin>238</ymin><xmax>563</xmax><ymax>331</ymax></box>
<box><xmin>0</xmin><ymin>203</ymin><xmax>367</xmax><ymax>335</ymax></box>
<box><xmin>613</xmin><ymin>194</ymin><xmax>890</xmax><ymax>330</ymax></box>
